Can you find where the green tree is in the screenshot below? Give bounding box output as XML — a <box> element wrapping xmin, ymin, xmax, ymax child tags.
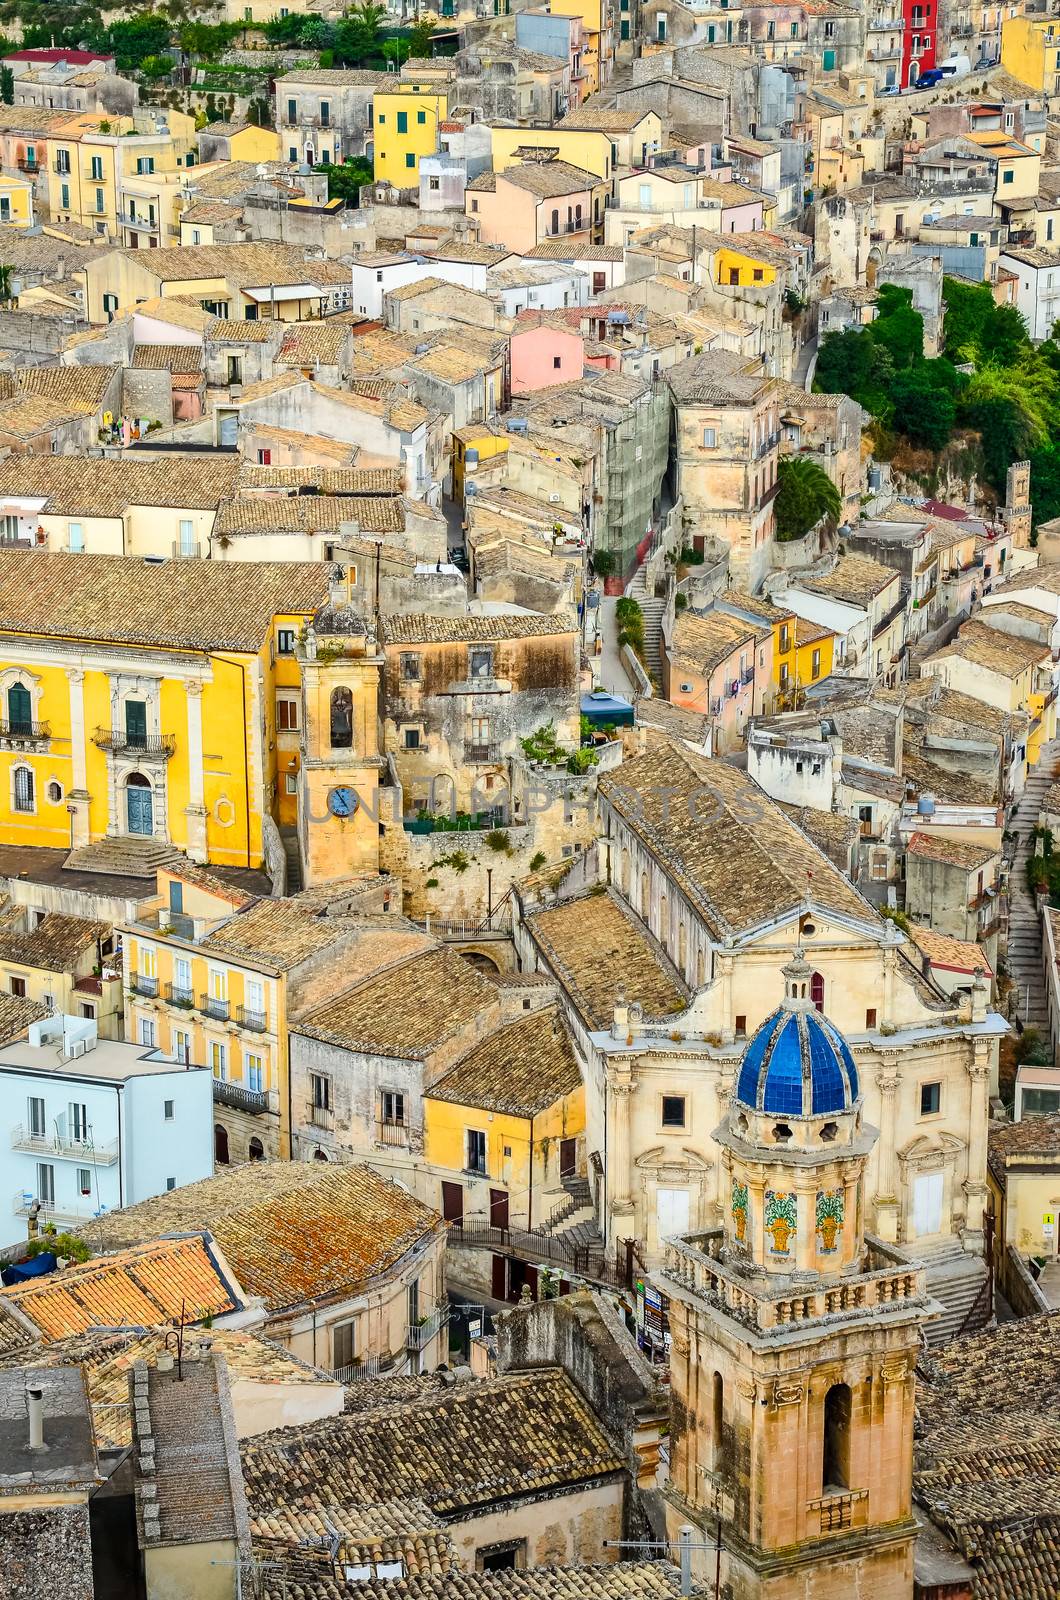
<box><xmin>335</xmin><ymin>2</ymin><xmax>386</xmax><ymax>64</ymax></box>
<box><xmin>299</xmin><ymin>15</ymin><xmax>332</xmax><ymax>45</ymax></box>
<box><xmin>1030</xmin><ymin>442</ymin><xmax>1060</xmax><ymax>531</ymax></box>
<box><xmin>979</xmin><ymin>300</ymin><xmax>1029</xmax><ymax>366</ymax></box>
<box><xmin>870</xmin><ymin>283</ymin><xmax>923</xmax><ymax>370</ymax></box>
<box><xmin>890</xmin><ymin>367</ymin><xmax>956</xmax><ymax>451</ymax></box>
<box><xmin>405</xmin><ymin>13</ymin><xmax>437</xmax><ymax>55</ymax></box>
<box><xmin>775</xmin><ymin>457</ymin><xmax>841</xmax><ymax>542</ymax></box>
<box><xmin>140</xmin><ymin>53</ymin><xmax>172</xmax><ymax>80</ymax></box>
<box><xmin>316</xmin><ymin>156</ymin><xmax>373</xmax><ymax>203</ymax></box>
<box><xmin>179</xmin><ymin>20</ymin><xmax>240</xmax><ymax>58</ymax></box>
<box><xmin>0</xmin><ymin>66</ymin><xmax>11</xmax><ymax>105</ymax></box>
<box><xmin>263</xmin><ymin>11</ymin><xmax>306</xmax><ymax>42</ymax></box>
<box><xmin>942</xmin><ymin>276</ymin><xmax>994</xmax><ymax>361</ymax></box>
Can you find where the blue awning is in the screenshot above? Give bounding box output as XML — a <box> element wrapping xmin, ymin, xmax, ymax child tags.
<box><xmin>581</xmin><ymin>691</ymin><xmax>634</xmax><ymax>727</ymax></box>
<box><xmin>2</xmin><ymin>1251</ymin><xmax>56</xmax><ymax>1286</ymax></box>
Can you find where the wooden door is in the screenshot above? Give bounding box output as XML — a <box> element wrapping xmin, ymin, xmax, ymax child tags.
<box><xmin>491</xmin><ymin>1253</ymin><xmax>507</xmax><ymax>1300</ymax></box>
<box><xmin>441</xmin><ymin>1181</ymin><xmax>463</xmax><ymax>1223</ymax></box>
<box><xmin>489</xmin><ymin>1189</ymin><xmax>509</xmax><ymax>1228</ymax></box>
<box><xmin>560</xmin><ymin>1139</ymin><xmax>577</xmax><ymax>1179</ymax></box>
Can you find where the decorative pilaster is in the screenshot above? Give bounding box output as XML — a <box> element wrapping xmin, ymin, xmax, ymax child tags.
<box><xmin>963</xmin><ymin>1047</ymin><xmax>992</xmax><ymax>1251</ymax></box>
<box><xmin>874</xmin><ymin>1066</ymin><xmax>900</xmax><ymax>1243</ymax></box>
<box><xmin>609</xmin><ymin>1069</ymin><xmax>636</xmax><ymax>1220</ymax></box>
<box><xmin>64</xmin><ymin>668</ymin><xmax>90</xmax><ymax>850</ymax></box>
<box><xmin>184</xmin><ymin>680</ymin><xmax>208</xmax><ymax>862</ymax></box>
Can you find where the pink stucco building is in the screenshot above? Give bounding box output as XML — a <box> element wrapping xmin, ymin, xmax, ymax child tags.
<box><xmin>510</xmin><ymin>315</ymin><xmax>585</xmax><ymax>393</ymax></box>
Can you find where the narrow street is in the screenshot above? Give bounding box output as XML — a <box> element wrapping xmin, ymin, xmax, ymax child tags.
<box><xmin>1006</xmin><ymin>738</ymin><xmax>1060</xmax><ymax>1043</ymax></box>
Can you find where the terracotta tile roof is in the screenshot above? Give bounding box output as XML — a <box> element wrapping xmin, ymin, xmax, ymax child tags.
<box><xmin>915</xmin><ymin>1311</ymin><xmax>1060</xmax><ymax>1598</ymax></box>
<box><xmin>0</xmin><ymin>906</ymin><xmax>106</xmax><ymax>971</ymax></box>
<box><xmin>297</xmin><ymin>947</ymin><xmax>498</xmax><ymax>1060</ymax></box>
<box><xmin>241</xmin><ymin>1368</ymin><xmax>624</xmax><ymax>1531</ymax></box>
<box><xmin>668</xmin><ymin>608</ymin><xmax>763</xmax><ymax>676</ymax></box>
<box><xmin>83</xmin><ymin>1161</ymin><xmax>442</xmax><ymax>1316</ymax></box>
<box><xmin>0</xmin><ymin>1236</ymin><xmax>239</xmax><ymax>1345</ymax></box>
<box><xmin>131</xmin><ymin>343</ymin><xmax>204</xmax><ymax>374</ymax></box>
<box><xmin>798</xmin><ymin>553</ymin><xmax>898</xmax><ymax>606</ymax></box>
<box><xmin>199</xmin><ymin>897</ymin><xmax>362</xmax><ymax>974</ymax></box>
<box><xmin>926</xmin><ymin>618</ymin><xmax>1051</xmax><ymax>678</ymax></box>
<box><xmin>987</xmin><ymin>1113</ymin><xmax>1060</xmax><ymax>1185</ymax></box>
<box><xmin>526</xmin><ymin>888</ymin><xmax>688</xmax><ymax>1030</ymax></box>
<box><xmin>600</xmin><ymin>743</ymin><xmax>876</xmax><ymax>940</ymax></box>
<box><xmin>0</xmin><ymin>550</ymin><xmax>328</xmax><ymax>652</ymax></box>
<box><xmin>278</xmin><ymin>323</ymin><xmax>352</xmax><ymax>367</ymax></box>
<box><xmin>136</xmin><ymin>1358</ymin><xmax>243</xmax><ymax>1548</ymax></box>
<box><xmin>907</xmin><ymin>830</ymin><xmax>998</xmax><ymax>871</ymax></box>
<box><xmin>0</xmin><ymin>991</ymin><xmax>49</xmax><ymax>1043</ymax></box>
<box><xmin>237</xmin><ymin>465</ymin><xmax>402</xmax><ymax>495</ymax></box>
<box><xmin>258</xmin><ymin>1557</ymin><xmax>689</xmax><ymax>1600</ymax></box>
<box><xmin>381</xmin><ymin>612</ymin><xmax>572</xmax><ymax>644</ymax></box>
<box><xmin>500</xmin><ymin>160</ymin><xmax>599</xmax><ymax>198</ymax></box>
<box><xmin>0</xmin><ymin>454</ymin><xmax>238</xmax><ymax>517</ymax></box>
<box><xmin>207</xmin><ymin>316</ymin><xmax>276</xmax><ymax>344</ymax></box>
<box><xmin>216</xmin><ymin>494</ymin><xmax>402</xmax><ymax>537</ymax></box>
<box><xmin>116</xmin><ymin>241</ymin><xmax>318</xmax><ymax>288</ymax></box>
<box><xmin>0</xmin><ymin>1325</ymin><xmax>335</xmax><ymax>1450</ymax></box>
<box><xmin>908</xmin><ymin>922</ymin><xmax>992</xmax><ymax>977</ymax></box>
<box><xmin>427</xmin><ymin>1004</ymin><xmax>580</xmax><ymax>1117</ymax></box>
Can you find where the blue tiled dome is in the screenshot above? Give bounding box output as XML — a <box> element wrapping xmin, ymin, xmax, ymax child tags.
<box><xmin>735</xmin><ymin>1006</ymin><xmax>859</xmax><ymax>1118</ymax></box>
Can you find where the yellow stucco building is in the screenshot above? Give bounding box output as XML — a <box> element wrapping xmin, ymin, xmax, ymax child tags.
<box><xmin>714</xmin><ymin>241</ymin><xmax>778</xmax><ymax>288</ymax></box>
<box><xmin>0</xmin><ymin>550</ymin><xmax>328</xmax><ymax>869</ymax></box>
<box><xmin>424</xmin><ymin>1005</ymin><xmax>585</xmax><ymax>1230</ymax></box>
<box><xmin>122</xmin><ymin>864</ymin><xmax>371</xmax><ymax>1162</ymax></box>
<box><xmin>491</xmin><ymin>125</ymin><xmax>613</xmax><ymax>182</ymax></box>
<box><xmin>47</xmin><ymin>111</ymin><xmax>197</xmax><ymax>247</ymax></box>
<box><xmin>1001</xmin><ymin>14</ymin><xmax>1060</xmax><ymax>93</ymax></box>
<box><xmin>0</xmin><ymin>171</ymin><xmax>33</xmax><ymax>228</ymax></box>
<box><xmin>373</xmin><ymin>86</ymin><xmax>448</xmax><ymax>186</ymax></box>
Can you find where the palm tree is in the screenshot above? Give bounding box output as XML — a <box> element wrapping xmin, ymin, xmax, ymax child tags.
<box><xmin>775</xmin><ymin>456</ymin><xmax>841</xmax><ymax>542</ymax></box>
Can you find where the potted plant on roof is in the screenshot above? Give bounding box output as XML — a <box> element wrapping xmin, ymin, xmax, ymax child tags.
<box><xmin>765</xmin><ymin>1190</ymin><xmax>797</xmax><ymax>1255</ymax></box>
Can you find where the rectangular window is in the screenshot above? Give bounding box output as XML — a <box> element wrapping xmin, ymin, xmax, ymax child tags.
<box><xmin>10</xmin><ymin>975</ymin><xmax>25</xmax><ymax>996</ymax></box>
<box><xmin>661</xmin><ymin>1094</ymin><xmax>686</xmax><ymax>1129</ymax></box>
<box><xmin>37</xmin><ymin>1162</ymin><xmax>54</xmax><ymax>1206</ymax></box>
<box><xmin>469</xmin><ymin>648</ymin><xmax>492</xmax><ymax>679</ymax></box>
<box><xmin>178</xmin><ymin>518</ymin><xmax>195</xmax><ymax>556</ymax></box>
<box><xmin>95</xmin><ymin>187</ymin><xmax>104</xmax><ymax>214</ymax></box>
<box><xmin>405</xmin><ymin>153</ymin><xmax>416</xmax><ymax>169</ymax></box>
<box><xmin>467</xmin><ymin>1128</ymin><xmax>487</xmax><ymax>1175</ymax></box>
<box><xmin>77</xmin><ymin>1166</ymin><xmax>92</xmax><ymax>1197</ymax></box>
<box><xmin>287</xmin><ymin>98</ymin><xmax>297</xmax><ymax>121</ymax></box>
<box><xmin>277</xmin><ymin>627</ymin><xmax>296</xmax><ymax>655</ymax></box>
<box><xmin>382</xmin><ymin>1088</ymin><xmax>406</xmax><ymax>1126</ymax></box>
<box><xmin>138</xmin><ymin>1017</ymin><xmax>156</xmax><ymax>1047</ymax></box>
<box><xmin>174</xmin><ymin>1029</ymin><xmax>190</xmax><ymax>1064</ymax></box>
<box><xmin>811</xmin><ymin>648</ymin><xmax>821</xmax><ymax>679</ymax></box>
<box><xmin>90</xmin><ymin>155</ymin><xmax>103</xmax><ymax>180</ymax></box>
<box><xmin>400</xmin><ymin>652</ymin><xmax>421</xmax><ymax>681</ymax></box>
<box><xmin>174</xmin><ymin>956</ymin><xmax>191</xmax><ymax>994</ymax></box>
<box><xmin>68</xmin><ymin>521</ymin><xmax>84</xmax><ymax>552</ymax></box>
<box><xmin>61</xmin><ymin>182</ymin><xmax>70</xmax><ymax>210</ymax></box>
<box><xmin>166</xmin><ymin>1176</ymin><xmax>176</xmax><ymax>1190</ymax></box>
<box><xmin>277</xmin><ymin>696</ymin><xmax>300</xmax><ymax>731</ymax></box>
<box><xmin>312</xmin><ymin>1072</ymin><xmax>331</xmax><ymax>1110</ymax></box>
<box><xmin>211</xmin><ymin>1041</ymin><xmax>228</xmax><ymax>1079</ymax></box>
<box><xmin>920</xmin><ymin>1081</ymin><xmax>941</xmax><ymax>1116</ymax></box>
<box><xmin>397</xmin><ymin>110</ymin><xmax>408</xmax><ymax>133</ymax></box>
<box><xmin>246</xmin><ymin>1054</ymin><xmax>264</xmax><ymax>1093</ymax></box>
<box><xmin>68</xmin><ymin>1102</ymin><xmax>88</xmax><ymax>1143</ymax></box>
<box><xmin>136</xmin><ymin>156</ymin><xmax>155</xmax><ymax>175</ymax></box>
<box><xmin>164</xmin><ymin>1099</ymin><xmax>174</xmax><ymax>1121</ymax></box>
<box><xmin>333</xmin><ymin>1320</ymin><xmax>355</xmax><ymax>1369</ymax></box>
<box><xmin>320</xmin><ymin>101</ymin><xmax>330</xmax><ymax>126</ymax></box>
<box><xmin>702</xmin><ymin>426</ymin><xmax>716</xmax><ymax>447</ymax></box>
<box><xmin>404</xmin><ymin>727</ymin><xmax>421</xmax><ymax>749</ymax></box>
<box><xmin>735</xmin><ymin>1014</ymin><xmax>747</xmax><ymax>1037</ymax></box>
<box><xmin>1003</xmin><ymin>169</ymin><xmax>1014</xmax><ymax>183</ymax></box>
<box><xmin>285</xmin><ymin>773</ymin><xmax>297</xmax><ymax>794</ymax></box>
<box><xmin>27</xmin><ymin>1095</ymin><xmax>45</xmax><ymax>1138</ymax></box>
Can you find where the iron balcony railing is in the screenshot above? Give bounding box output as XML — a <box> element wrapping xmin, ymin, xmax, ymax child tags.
<box><xmin>308</xmin><ymin>1101</ymin><xmax>333</xmax><ymax>1129</ymax></box>
<box><xmin>0</xmin><ymin>718</ymin><xmax>50</xmax><ymax>745</ymax></box>
<box><xmin>128</xmin><ymin>973</ymin><xmax>158</xmax><ymax>999</ymax></box>
<box><xmin>10</xmin><ymin>1124</ymin><xmax>119</xmax><ymax>1163</ymax></box>
<box><xmin>406</xmin><ymin>1304</ymin><xmax>449</xmax><ymax>1351</ymax></box>
<box><xmin>212</xmin><ymin>1077</ymin><xmax>268</xmax><ymax>1115</ymax></box>
<box><xmin>93</xmin><ymin>728</ymin><xmax>175</xmax><ymax>758</ymax></box>
<box><xmin>236</xmin><ymin>1005</ymin><xmax>268</xmax><ymax>1033</ymax></box>
<box><xmin>164</xmin><ymin>982</ymin><xmax>195</xmax><ymax>1009</ymax></box>
<box><xmin>199</xmin><ymin>994</ymin><xmax>229</xmax><ymax>1022</ymax></box>
<box><xmin>377</xmin><ymin>1117</ymin><xmax>409</xmax><ymax>1147</ymax></box>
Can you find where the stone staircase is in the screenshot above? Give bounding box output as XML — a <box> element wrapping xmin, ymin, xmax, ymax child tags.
<box><xmin>542</xmin><ymin>1174</ymin><xmax>604</xmax><ymax>1253</ymax></box>
<box><xmin>627</xmin><ymin>564</ymin><xmax>665</xmax><ymax>680</ymax></box>
<box><xmin>280</xmin><ymin>826</ymin><xmax>303</xmax><ymax>894</ymax></box>
<box><xmin>1007</xmin><ymin>743</ymin><xmax>1060</xmax><ymax>1044</ymax></box>
<box><xmin>916</xmin><ymin>1238</ymin><xmax>992</xmax><ymax>1346</ymax></box>
<box><xmin>63</xmin><ymin>836</ymin><xmax>182</xmax><ymax>879</ymax></box>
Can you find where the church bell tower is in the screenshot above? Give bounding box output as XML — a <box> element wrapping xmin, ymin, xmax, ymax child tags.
<box><xmin>660</xmin><ymin>953</ymin><xmax>935</xmax><ymax>1600</ymax></box>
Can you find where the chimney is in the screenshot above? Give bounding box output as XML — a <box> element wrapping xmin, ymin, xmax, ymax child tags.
<box><xmin>27</xmin><ymin>1386</ymin><xmax>44</xmax><ymax>1450</ymax></box>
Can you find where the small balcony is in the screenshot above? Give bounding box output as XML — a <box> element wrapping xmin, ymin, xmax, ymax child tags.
<box><xmin>13</xmin><ymin>1191</ymin><xmax>99</xmax><ymax>1224</ymax></box>
<box><xmin>11</xmin><ymin>1125</ymin><xmax>119</xmax><ymax>1164</ymax></box>
<box><xmin>308</xmin><ymin>1101</ymin><xmax>333</xmax><ymax>1130</ymax></box>
<box><xmin>0</xmin><ymin>718</ymin><xmax>50</xmax><ymax>750</ymax></box>
<box><xmin>128</xmin><ymin>972</ymin><xmax>158</xmax><ymax>999</ymax></box>
<box><xmin>199</xmin><ymin>993</ymin><xmax>229</xmax><ymax>1022</ymax></box>
<box><xmin>172</xmin><ymin>540</ymin><xmax>203</xmax><ymax>560</ymax></box>
<box><xmin>236</xmin><ymin>1005</ymin><xmax>268</xmax><ymax>1033</ymax></box>
<box><xmin>212</xmin><ymin>1077</ymin><xmax>269</xmax><ymax>1115</ymax></box>
<box><xmin>119</xmin><ymin>210</ymin><xmax>159</xmax><ymax>232</ymax></box>
<box><xmin>406</xmin><ymin>1303</ymin><xmax>449</xmax><ymax>1351</ymax></box>
<box><xmin>17</xmin><ymin>158</ymin><xmax>39</xmax><ymax>174</ymax></box>
<box><xmin>164</xmin><ymin>981</ymin><xmax>195</xmax><ymax>1009</ymax></box>
<box><xmin>92</xmin><ymin>728</ymin><xmax>175</xmax><ymax>759</ymax></box>
<box><xmin>465</xmin><ymin>745</ymin><xmax>499</xmax><ymax>764</ymax></box>
<box><xmin>377</xmin><ymin>1116</ymin><xmax>410</xmax><ymax>1147</ymax></box>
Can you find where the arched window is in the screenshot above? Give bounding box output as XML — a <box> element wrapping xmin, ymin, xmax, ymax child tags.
<box><xmin>678</xmin><ymin>922</ymin><xmax>687</xmax><ymax>972</ymax></box>
<box><xmin>550</xmin><ymin>207</ymin><xmax>559</xmax><ymax>234</ymax></box>
<box><xmin>822</xmin><ymin>1383</ymin><xmax>852</xmax><ymax>1491</ymax></box>
<box><xmin>7</xmin><ymin>683</ymin><xmax>30</xmax><ymax>735</ymax></box>
<box><xmin>659</xmin><ymin>891</ymin><xmax>668</xmax><ymax>950</ymax></box>
<box><xmin>811</xmin><ymin>971</ymin><xmax>825</xmax><ymax>1012</ymax></box>
<box><xmin>13</xmin><ymin>765</ymin><xmax>34</xmax><ymax>813</ymax></box>
<box><xmin>313</xmin><ymin>1147</ymin><xmax>329</xmax><ymax>1161</ymax></box>
<box><xmin>330</xmin><ymin>686</ymin><xmax>353</xmax><ymax>750</ymax></box>
<box><xmin>248</xmin><ymin>1137</ymin><xmax>264</xmax><ymax>1162</ymax></box>
<box><xmin>640</xmin><ymin>870</ymin><xmax>649</xmax><ymax>919</ymax></box>
<box><xmin>214</xmin><ymin>1124</ymin><xmax>230</xmax><ymax>1165</ymax></box>
<box><xmin>711</xmin><ymin>1370</ymin><xmax>724</xmax><ymax>1473</ymax></box>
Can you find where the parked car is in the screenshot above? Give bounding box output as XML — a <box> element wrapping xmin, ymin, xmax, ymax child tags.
<box><xmin>915</xmin><ymin>67</ymin><xmax>945</xmax><ymax>87</ymax></box>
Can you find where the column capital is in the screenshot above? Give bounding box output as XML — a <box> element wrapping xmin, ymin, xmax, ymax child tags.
<box><xmin>875</xmin><ymin>1072</ymin><xmax>900</xmax><ymax>1096</ymax></box>
<box><xmin>64</xmin><ymin>667</ymin><xmax>85</xmax><ymax>685</ymax></box>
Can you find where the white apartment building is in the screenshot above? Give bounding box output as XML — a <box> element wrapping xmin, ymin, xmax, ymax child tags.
<box><xmin>2</xmin><ymin>1013</ymin><xmax>213</xmax><ymax>1246</ymax></box>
